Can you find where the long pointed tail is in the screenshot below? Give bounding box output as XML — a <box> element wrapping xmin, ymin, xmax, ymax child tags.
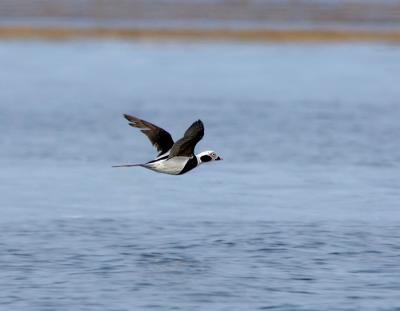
<box><xmin>112</xmin><ymin>164</ymin><xmax>143</xmax><ymax>168</ymax></box>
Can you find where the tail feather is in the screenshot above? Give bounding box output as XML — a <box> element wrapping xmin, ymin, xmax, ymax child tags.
<box><xmin>112</xmin><ymin>164</ymin><xmax>143</xmax><ymax>168</ymax></box>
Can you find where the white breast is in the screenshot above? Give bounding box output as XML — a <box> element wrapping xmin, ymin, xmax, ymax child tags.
<box><xmin>144</xmin><ymin>157</ymin><xmax>190</xmax><ymax>175</ymax></box>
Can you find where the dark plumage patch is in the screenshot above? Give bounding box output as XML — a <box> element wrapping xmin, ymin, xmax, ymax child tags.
<box><xmin>168</xmin><ymin>120</ymin><xmax>204</xmax><ymax>158</ymax></box>
<box><xmin>179</xmin><ymin>156</ymin><xmax>198</xmax><ymax>175</ymax></box>
<box><xmin>200</xmin><ymin>155</ymin><xmax>212</xmax><ymax>163</ymax></box>
<box><xmin>123</xmin><ymin>114</ymin><xmax>174</xmax><ymax>156</ymax></box>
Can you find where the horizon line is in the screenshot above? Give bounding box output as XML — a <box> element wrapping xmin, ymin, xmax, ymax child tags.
<box><xmin>1</xmin><ymin>26</ymin><xmax>400</xmax><ymax>43</ymax></box>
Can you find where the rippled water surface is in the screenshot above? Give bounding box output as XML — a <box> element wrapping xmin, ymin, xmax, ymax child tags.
<box><xmin>1</xmin><ymin>40</ymin><xmax>400</xmax><ymax>310</ymax></box>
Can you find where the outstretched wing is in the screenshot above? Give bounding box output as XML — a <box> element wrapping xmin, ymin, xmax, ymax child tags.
<box><xmin>123</xmin><ymin>114</ymin><xmax>174</xmax><ymax>156</ymax></box>
<box><xmin>168</xmin><ymin>120</ymin><xmax>204</xmax><ymax>158</ymax></box>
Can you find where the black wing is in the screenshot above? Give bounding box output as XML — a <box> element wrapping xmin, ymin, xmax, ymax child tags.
<box><xmin>123</xmin><ymin>114</ymin><xmax>174</xmax><ymax>156</ymax></box>
<box><xmin>168</xmin><ymin>120</ymin><xmax>204</xmax><ymax>158</ymax></box>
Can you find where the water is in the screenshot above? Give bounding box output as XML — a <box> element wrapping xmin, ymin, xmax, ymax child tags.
<box><xmin>1</xmin><ymin>40</ymin><xmax>400</xmax><ymax>310</ymax></box>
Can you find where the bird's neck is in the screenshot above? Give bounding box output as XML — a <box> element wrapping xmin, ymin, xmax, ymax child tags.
<box><xmin>195</xmin><ymin>154</ymin><xmax>203</xmax><ymax>165</ymax></box>
<box><xmin>196</xmin><ymin>152</ymin><xmax>211</xmax><ymax>164</ymax></box>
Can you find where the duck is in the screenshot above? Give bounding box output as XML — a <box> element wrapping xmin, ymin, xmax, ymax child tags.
<box><xmin>113</xmin><ymin>114</ymin><xmax>222</xmax><ymax>175</ymax></box>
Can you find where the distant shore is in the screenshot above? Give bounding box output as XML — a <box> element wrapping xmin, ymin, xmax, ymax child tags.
<box><xmin>1</xmin><ymin>26</ymin><xmax>400</xmax><ymax>43</ymax></box>
<box><xmin>2</xmin><ymin>0</ymin><xmax>399</xmax><ymax>43</ymax></box>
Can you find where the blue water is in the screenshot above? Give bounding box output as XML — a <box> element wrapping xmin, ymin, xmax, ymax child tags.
<box><xmin>1</xmin><ymin>40</ymin><xmax>400</xmax><ymax>310</ymax></box>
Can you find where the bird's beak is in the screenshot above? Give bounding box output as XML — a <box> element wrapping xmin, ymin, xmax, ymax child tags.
<box><xmin>216</xmin><ymin>156</ymin><xmax>223</xmax><ymax>161</ymax></box>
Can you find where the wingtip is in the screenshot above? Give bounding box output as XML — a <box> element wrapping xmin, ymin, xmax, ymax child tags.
<box><xmin>198</xmin><ymin>119</ymin><xmax>204</xmax><ymax>128</ymax></box>
<box><xmin>124</xmin><ymin>114</ymin><xmax>140</xmax><ymax>125</ymax></box>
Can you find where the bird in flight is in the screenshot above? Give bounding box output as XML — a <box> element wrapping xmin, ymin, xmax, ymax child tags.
<box><xmin>113</xmin><ymin>114</ymin><xmax>222</xmax><ymax>175</ymax></box>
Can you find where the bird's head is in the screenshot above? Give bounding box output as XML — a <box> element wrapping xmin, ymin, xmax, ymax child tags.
<box><xmin>197</xmin><ymin>150</ymin><xmax>223</xmax><ymax>164</ymax></box>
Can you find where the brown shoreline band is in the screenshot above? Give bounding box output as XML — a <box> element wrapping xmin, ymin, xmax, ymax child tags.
<box><xmin>1</xmin><ymin>26</ymin><xmax>400</xmax><ymax>43</ymax></box>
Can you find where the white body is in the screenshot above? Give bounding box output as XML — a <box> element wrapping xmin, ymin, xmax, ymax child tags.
<box><xmin>143</xmin><ymin>156</ymin><xmax>191</xmax><ymax>175</ymax></box>
<box><xmin>113</xmin><ymin>150</ymin><xmax>219</xmax><ymax>174</ymax></box>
